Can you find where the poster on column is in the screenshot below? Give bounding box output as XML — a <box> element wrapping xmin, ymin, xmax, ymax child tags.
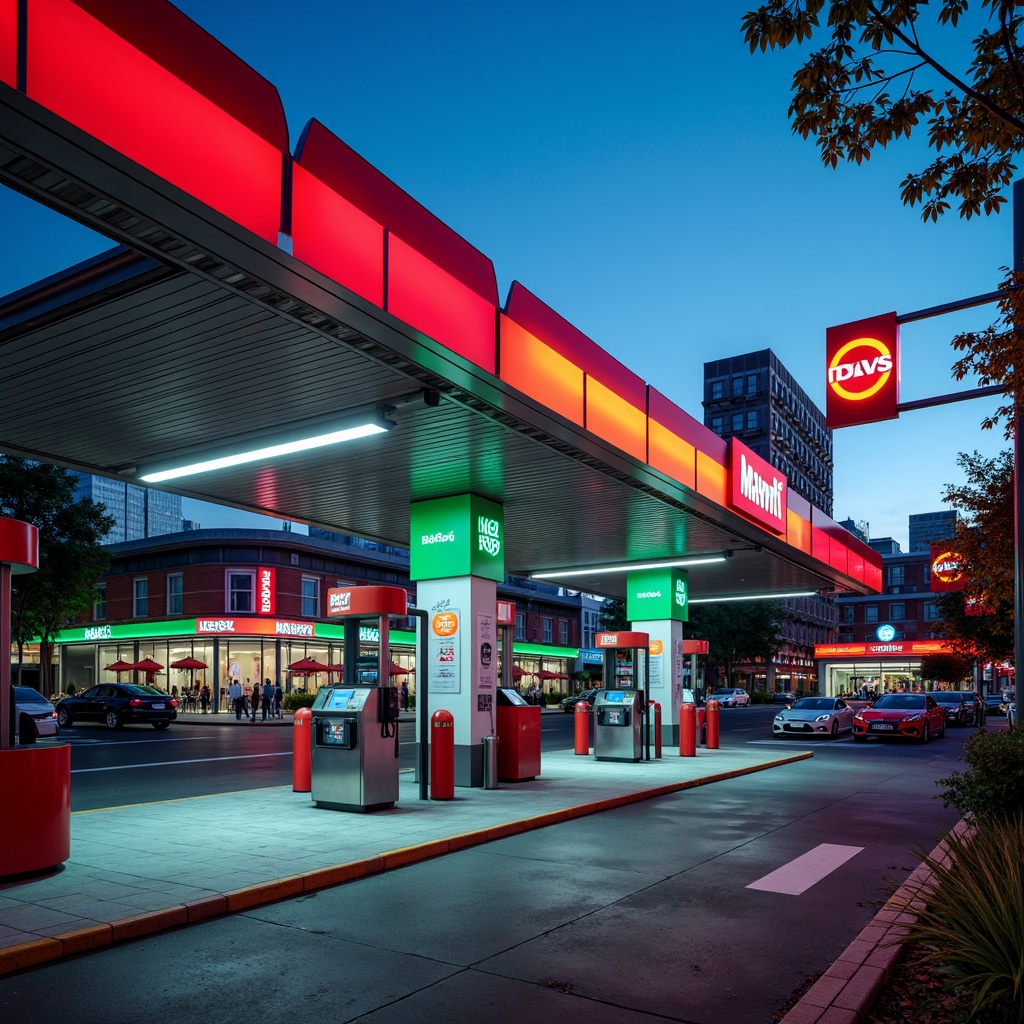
<box><xmin>648</xmin><ymin>640</ymin><xmax>664</xmax><ymax>688</ymax></box>
<box><xmin>429</xmin><ymin>607</ymin><xmax>461</xmax><ymax>693</ymax></box>
<box><xmin>476</xmin><ymin>612</ymin><xmax>496</xmax><ymax>715</ymax></box>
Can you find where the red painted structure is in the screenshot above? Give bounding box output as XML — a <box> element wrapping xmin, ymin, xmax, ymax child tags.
<box><xmin>574</xmin><ymin>700</ymin><xmax>590</xmax><ymax>755</ymax></box>
<box><xmin>292</xmin><ymin>707</ymin><xmax>311</xmax><ymax>793</ymax></box>
<box><xmin>495</xmin><ymin>701</ymin><xmax>541</xmax><ymax>781</ymax></box>
<box><xmin>430</xmin><ymin>709</ymin><xmax>454</xmax><ymax>800</ymax></box>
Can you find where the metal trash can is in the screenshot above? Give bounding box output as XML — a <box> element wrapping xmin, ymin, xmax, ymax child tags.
<box><xmin>481</xmin><ymin>734</ymin><xmax>499</xmax><ymax>789</ymax></box>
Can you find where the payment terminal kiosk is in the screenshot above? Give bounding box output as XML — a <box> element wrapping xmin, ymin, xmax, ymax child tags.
<box><xmin>312</xmin><ymin>586</ymin><xmax>408</xmax><ymax>812</ymax></box>
<box><xmin>592</xmin><ymin>631</ymin><xmax>650</xmax><ymax>763</ymax></box>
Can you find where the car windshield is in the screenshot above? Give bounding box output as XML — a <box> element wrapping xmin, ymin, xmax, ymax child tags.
<box><xmin>13</xmin><ymin>686</ymin><xmax>46</xmax><ymax>702</ymax></box>
<box><xmin>931</xmin><ymin>693</ymin><xmax>963</xmax><ymax>703</ymax></box>
<box><xmin>872</xmin><ymin>694</ymin><xmax>926</xmax><ymax>710</ymax></box>
<box><xmin>712</xmin><ymin>690</ymin><xmax>737</xmax><ymax>696</ymax></box>
<box><xmin>120</xmin><ymin>684</ymin><xmax>157</xmax><ymax>695</ymax></box>
<box><xmin>792</xmin><ymin>698</ymin><xmax>832</xmax><ymax>710</ymax></box>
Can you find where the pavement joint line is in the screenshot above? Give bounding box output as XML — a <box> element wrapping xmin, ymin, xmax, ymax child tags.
<box><xmin>0</xmin><ymin>749</ymin><xmax>814</xmax><ymax>978</ymax></box>
<box><xmin>780</xmin><ymin>817</ymin><xmax>971</xmax><ymax>1024</ymax></box>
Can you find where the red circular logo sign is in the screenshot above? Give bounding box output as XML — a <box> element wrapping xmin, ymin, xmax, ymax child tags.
<box><xmin>827</xmin><ymin>337</ymin><xmax>894</xmax><ymax>402</ymax></box>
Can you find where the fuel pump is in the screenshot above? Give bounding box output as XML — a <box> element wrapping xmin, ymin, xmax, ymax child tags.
<box><xmin>310</xmin><ymin>585</ymin><xmax>410</xmax><ymax>812</ymax></box>
<box><xmin>592</xmin><ymin>631</ymin><xmax>650</xmax><ymax>763</ymax></box>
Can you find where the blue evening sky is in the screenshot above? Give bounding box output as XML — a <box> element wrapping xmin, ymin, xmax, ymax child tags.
<box><xmin>0</xmin><ymin>2</ymin><xmax>1010</xmax><ymax>547</ymax></box>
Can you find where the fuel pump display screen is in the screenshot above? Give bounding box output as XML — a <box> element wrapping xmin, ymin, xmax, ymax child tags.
<box><xmin>327</xmin><ymin>689</ymin><xmax>355</xmax><ymax>709</ymax></box>
<box><xmin>604</xmin><ymin>691</ymin><xmax>628</xmax><ymax>703</ymax></box>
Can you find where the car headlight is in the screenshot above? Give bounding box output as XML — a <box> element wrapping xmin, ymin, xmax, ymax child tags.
<box><xmin>774</xmin><ymin>714</ymin><xmax>785</xmax><ymax>720</ymax></box>
<box><xmin>854</xmin><ymin>713</ymin><xmax>865</xmax><ymax>721</ymax></box>
<box><xmin>815</xmin><ymin>714</ymin><xmax>830</xmax><ymax>722</ymax></box>
<box><xmin>904</xmin><ymin>714</ymin><xmax>922</xmax><ymax>722</ymax></box>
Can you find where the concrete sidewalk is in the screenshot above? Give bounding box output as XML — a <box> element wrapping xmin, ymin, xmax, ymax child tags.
<box><xmin>0</xmin><ymin>745</ymin><xmax>811</xmax><ymax>976</ymax></box>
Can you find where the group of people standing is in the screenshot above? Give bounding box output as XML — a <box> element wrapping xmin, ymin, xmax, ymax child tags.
<box><xmin>227</xmin><ymin>678</ymin><xmax>283</xmax><ymax>721</ymax></box>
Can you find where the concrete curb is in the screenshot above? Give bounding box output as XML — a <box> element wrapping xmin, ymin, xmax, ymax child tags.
<box><xmin>0</xmin><ymin>751</ymin><xmax>811</xmax><ymax>977</ymax></box>
<box><xmin>779</xmin><ymin>818</ymin><xmax>971</xmax><ymax>1024</ymax></box>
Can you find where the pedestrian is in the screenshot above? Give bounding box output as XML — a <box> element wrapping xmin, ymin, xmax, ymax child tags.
<box><xmin>274</xmin><ymin>682</ymin><xmax>283</xmax><ymax>718</ymax></box>
<box><xmin>400</xmin><ymin>681</ymin><xmax>409</xmax><ymax>711</ymax></box>
<box><xmin>262</xmin><ymin>678</ymin><xmax>274</xmax><ymax>721</ymax></box>
<box><xmin>228</xmin><ymin>678</ymin><xmax>243</xmax><ymax>720</ymax></box>
<box><xmin>250</xmin><ymin>680</ymin><xmax>260</xmax><ymax>722</ymax></box>
<box><xmin>200</xmin><ymin>683</ymin><xmax>211</xmax><ymax>714</ymax></box>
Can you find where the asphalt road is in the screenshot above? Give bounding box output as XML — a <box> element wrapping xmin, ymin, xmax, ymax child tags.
<box><xmin>3</xmin><ymin>710</ymin><xmax>976</xmax><ymax>1024</ymax></box>
<box><xmin>53</xmin><ymin>705</ymin><xmax>967</xmax><ymax>811</ymax></box>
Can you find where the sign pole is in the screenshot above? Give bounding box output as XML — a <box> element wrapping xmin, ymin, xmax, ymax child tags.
<box><xmin>1013</xmin><ymin>180</ymin><xmax>1024</xmax><ymax>693</ymax></box>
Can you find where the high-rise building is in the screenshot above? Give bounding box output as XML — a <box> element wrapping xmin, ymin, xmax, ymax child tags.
<box><xmin>72</xmin><ymin>473</ymin><xmax>182</xmax><ymax>544</ymax></box>
<box><xmin>909</xmin><ymin>511</ymin><xmax>957</xmax><ymax>552</ymax></box>
<box><xmin>703</xmin><ymin>349</ymin><xmax>833</xmax><ymax>515</ymax></box>
<box><xmin>702</xmin><ymin>349</ymin><xmax>837</xmax><ymax>692</ymax></box>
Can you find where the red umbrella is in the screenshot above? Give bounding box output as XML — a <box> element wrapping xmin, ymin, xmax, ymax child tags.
<box><xmin>326</xmin><ymin>663</ymin><xmax>345</xmax><ymax>675</ymax></box>
<box><xmin>104</xmin><ymin>660</ymin><xmax>135</xmax><ymax>674</ymax></box>
<box><xmin>389</xmin><ymin>663</ymin><xmax>410</xmax><ymax>676</ymax></box>
<box><xmin>289</xmin><ymin>657</ymin><xmax>329</xmax><ymax>675</ymax></box>
<box><xmin>131</xmin><ymin>657</ymin><xmax>164</xmax><ymax>674</ymax></box>
<box><xmin>537</xmin><ymin>669</ymin><xmax>559</xmax><ymax>680</ymax></box>
<box><xmin>170</xmin><ymin>657</ymin><xmax>207</xmax><ymax>670</ymax></box>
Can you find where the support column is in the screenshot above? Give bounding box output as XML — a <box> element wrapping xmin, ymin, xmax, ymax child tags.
<box><xmin>626</xmin><ymin>566</ymin><xmax>689</xmax><ymax>747</ymax></box>
<box><xmin>410</xmin><ymin>495</ymin><xmax>503</xmax><ymax>788</ymax></box>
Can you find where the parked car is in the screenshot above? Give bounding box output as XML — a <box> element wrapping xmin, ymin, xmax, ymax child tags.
<box><xmin>56</xmin><ymin>683</ymin><xmax>178</xmax><ymax>730</ymax></box>
<box><xmin>709</xmin><ymin>688</ymin><xmax>750</xmax><ymax>707</ymax></box>
<box><xmin>984</xmin><ymin>692</ymin><xmax>1007</xmax><ymax>715</ymax></box>
<box><xmin>930</xmin><ymin>690</ymin><xmax>977</xmax><ymax>727</ymax></box>
<box><xmin>852</xmin><ymin>692</ymin><xmax>946</xmax><ymax>743</ymax></box>
<box><xmin>13</xmin><ymin>686</ymin><xmax>60</xmax><ymax>744</ymax></box>
<box><xmin>772</xmin><ymin>697</ymin><xmax>854</xmax><ymax>739</ymax></box>
<box><xmin>560</xmin><ymin>688</ymin><xmax>601</xmax><ymax>712</ymax></box>
<box><xmin>771</xmin><ymin>691</ymin><xmax>796</xmax><ymax>705</ymax></box>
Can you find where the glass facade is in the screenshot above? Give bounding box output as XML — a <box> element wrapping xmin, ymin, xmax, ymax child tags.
<box><xmin>73</xmin><ymin>473</ymin><xmax>182</xmax><ymax>543</ymax></box>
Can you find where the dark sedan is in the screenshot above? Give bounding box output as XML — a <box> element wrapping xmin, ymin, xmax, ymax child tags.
<box><xmin>56</xmin><ymin>683</ymin><xmax>178</xmax><ymax>730</ymax></box>
<box><xmin>930</xmin><ymin>690</ymin><xmax>978</xmax><ymax>727</ymax></box>
<box><xmin>560</xmin><ymin>688</ymin><xmax>602</xmax><ymax>712</ymax></box>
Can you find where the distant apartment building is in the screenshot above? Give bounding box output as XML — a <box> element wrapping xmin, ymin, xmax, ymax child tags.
<box><xmin>703</xmin><ymin>349</ymin><xmax>837</xmax><ymax>692</ymax></box>
<box><xmin>73</xmin><ymin>473</ymin><xmax>182</xmax><ymax>544</ymax></box>
<box><xmin>908</xmin><ymin>510</ymin><xmax>957</xmax><ymax>552</ymax></box>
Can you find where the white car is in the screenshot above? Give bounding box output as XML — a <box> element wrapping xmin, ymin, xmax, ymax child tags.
<box><xmin>13</xmin><ymin>686</ymin><xmax>60</xmax><ymax>744</ymax></box>
<box><xmin>710</xmin><ymin>688</ymin><xmax>750</xmax><ymax>707</ymax></box>
<box><xmin>773</xmin><ymin>696</ymin><xmax>854</xmax><ymax>739</ymax></box>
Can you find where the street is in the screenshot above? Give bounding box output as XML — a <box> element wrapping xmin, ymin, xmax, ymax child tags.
<box><xmin>1</xmin><ymin>707</ymin><xmax>975</xmax><ymax>1023</ymax></box>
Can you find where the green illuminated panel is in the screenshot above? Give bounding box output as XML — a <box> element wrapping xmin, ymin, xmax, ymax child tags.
<box><xmin>512</xmin><ymin>642</ymin><xmax>580</xmax><ymax>659</ymax></box>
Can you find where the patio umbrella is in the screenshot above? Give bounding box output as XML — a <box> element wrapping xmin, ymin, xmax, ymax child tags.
<box><xmin>326</xmin><ymin>663</ymin><xmax>345</xmax><ymax>675</ymax></box>
<box><xmin>170</xmin><ymin>657</ymin><xmax>207</xmax><ymax>690</ymax></box>
<box><xmin>131</xmin><ymin>657</ymin><xmax>164</xmax><ymax>675</ymax></box>
<box><xmin>289</xmin><ymin>657</ymin><xmax>329</xmax><ymax>675</ymax></box>
<box><xmin>510</xmin><ymin>666</ymin><xmax>527</xmax><ymax>680</ymax></box>
<box><xmin>537</xmin><ymin>669</ymin><xmax>559</xmax><ymax>680</ymax></box>
<box><xmin>388</xmin><ymin>663</ymin><xmax>409</xmax><ymax>676</ymax></box>
<box><xmin>104</xmin><ymin>659</ymin><xmax>135</xmax><ymax>675</ymax></box>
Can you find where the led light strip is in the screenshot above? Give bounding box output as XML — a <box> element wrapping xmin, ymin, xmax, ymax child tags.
<box><xmin>689</xmin><ymin>590</ymin><xmax>816</xmax><ymax>604</ymax></box>
<box><xmin>532</xmin><ymin>555</ymin><xmax>728</xmax><ymax>580</ymax></box>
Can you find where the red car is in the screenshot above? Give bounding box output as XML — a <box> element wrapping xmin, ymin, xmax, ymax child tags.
<box><xmin>853</xmin><ymin>692</ymin><xmax>946</xmax><ymax>743</ymax></box>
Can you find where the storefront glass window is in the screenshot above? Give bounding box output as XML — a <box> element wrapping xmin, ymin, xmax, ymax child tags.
<box><xmin>167</xmin><ymin>574</ymin><xmax>183</xmax><ymax>616</ymax></box>
<box><xmin>301</xmin><ymin>577</ymin><xmax>319</xmax><ymax>617</ymax></box>
<box><xmin>228</xmin><ymin>571</ymin><xmax>254</xmax><ymax>613</ymax></box>
<box><xmin>133</xmin><ymin>578</ymin><xmax>148</xmax><ymax>617</ymax></box>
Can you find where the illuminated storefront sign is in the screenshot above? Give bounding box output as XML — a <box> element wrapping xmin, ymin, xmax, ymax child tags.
<box><xmin>815</xmin><ymin>640</ymin><xmax>953</xmax><ymax>658</ymax></box>
<box><xmin>875</xmin><ymin>624</ymin><xmax>897</xmax><ymax>642</ymax></box>
<box><xmin>257</xmin><ymin>566</ymin><xmax>275</xmax><ymax>615</ymax></box>
<box><xmin>825</xmin><ymin>312</ymin><xmax>899</xmax><ymax>428</ymax></box>
<box><xmin>727</xmin><ymin>438</ymin><xmax>786</xmax><ymax>534</ymax></box>
<box><xmin>409</xmin><ymin>494</ymin><xmax>504</xmax><ymax>582</ymax></box>
<box><xmin>626</xmin><ymin>567</ymin><xmax>689</xmax><ymax>622</ymax></box>
<box><xmin>325</xmin><ymin>585</ymin><xmax>408</xmax><ymax>618</ymax></box>
<box><xmin>930</xmin><ymin>544</ymin><xmax>965</xmax><ymax>592</ymax></box>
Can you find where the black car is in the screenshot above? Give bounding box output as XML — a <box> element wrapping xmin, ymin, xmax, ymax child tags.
<box><xmin>930</xmin><ymin>690</ymin><xmax>977</xmax><ymax>727</ymax></box>
<box><xmin>56</xmin><ymin>683</ymin><xmax>178</xmax><ymax>730</ymax></box>
<box><xmin>985</xmin><ymin>692</ymin><xmax>1009</xmax><ymax>715</ymax></box>
<box><xmin>560</xmin><ymin>688</ymin><xmax>601</xmax><ymax>712</ymax></box>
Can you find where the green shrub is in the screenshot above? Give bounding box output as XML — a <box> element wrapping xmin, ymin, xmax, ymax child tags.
<box><xmin>750</xmin><ymin>690</ymin><xmax>774</xmax><ymax>704</ymax></box>
<box><xmin>937</xmin><ymin>727</ymin><xmax>1024</xmax><ymax>822</ymax></box>
<box><xmin>283</xmin><ymin>691</ymin><xmax>317</xmax><ymax>712</ymax></box>
<box><xmin>900</xmin><ymin>817</ymin><xmax>1024</xmax><ymax>1020</ymax></box>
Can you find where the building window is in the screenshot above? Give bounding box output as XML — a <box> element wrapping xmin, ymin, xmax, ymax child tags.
<box><xmin>746</xmin><ymin>409</ymin><xmax>759</xmax><ymax>431</ymax></box>
<box><xmin>889</xmin><ymin>602</ymin><xmax>905</xmax><ymax>621</ymax></box>
<box><xmin>710</xmin><ymin>380</ymin><xmax>724</xmax><ymax>400</ymax></box>
<box><xmin>559</xmin><ymin>620</ymin><xmax>568</xmax><ymax>645</ymax></box>
<box><xmin>924</xmin><ymin>602</ymin><xmax>941</xmax><ymax>620</ymax></box>
<box><xmin>133</xmin><ymin>578</ymin><xmax>148</xmax><ymax>618</ymax></box>
<box><xmin>732</xmin><ymin>412</ymin><xmax>744</xmax><ymax>433</ymax></box>
<box><xmin>582</xmin><ymin>608</ymin><xmax>600</xmax><ymax>647</ymax></box>
<box><xmin>842</xmin><ymin>605</ymin><xmax>854</xmax><ymax>622</ymax></box>
<box><xmin>888</xmin><ymin>565</ymin><xmax>905</xmax><ymax>586</ymax></box>
<box><xmin>301</xmin><ymin>577</ymin><xmax>319</xmax><ymax>617</ymax></box>
<box><xmin>711</xmin><ymin>416</ymin><xmax>723</xmax><ymax>435</ymax></box>
<box><xmin>515</xmin><ymin>613</ymin><xmax>525</xmax><ymax>641</ymax></box>
<box><xmin>93</xmin><ymin>584</ymin><xmax>106</xmax><ymax>621</ymax></box>
<box><xmin>732</xmin><ymin>376</ymin><xmax>744</xmax><ymax>397</ymax></box>
<box><xmin>543</xmin><ymin>617</ymin><xmax>553</xmax><ymax>643</ymax></box>
<box><xmin>167</xmin><ymin>574</ymin><xmax>183</xmax><ymax>616</ymax></box>
<box><xmin>864</xmin><ymin>605</ymin><xmax>878</xmax><ymax>624</ymax></box>
<box><xmin>228</xmin><ymin>571</ymin><xmax>254</xmax><ymax>613</ymax></box>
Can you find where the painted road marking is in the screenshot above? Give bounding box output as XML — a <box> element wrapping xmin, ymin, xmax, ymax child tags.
<box><xmin>746</xmin><ymin>843</ymin><xmax>864</xmax><ymax>895</ymax></box>
<box><xmin>72</xmin><ymin>752</ymin><xmax>293</xmax><ymax>773</ymax></box>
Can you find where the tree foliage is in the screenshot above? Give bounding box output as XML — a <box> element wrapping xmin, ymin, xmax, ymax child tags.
<box><xmin>599</xmin><ymin>598</ymin><xmax>628</xmax><ymax>632</ymax></box>
<box><xmin>937</xmin><ymin>449</ymin><xmax>1014</xmax><ymax>662</ymax></box>
<box><xmin>685</xmin><ymin>600</ymin><xmax>788</xmax><ymax>685</ymax></box>
<box><xmin>0</xmin><ymin>458</ymin><xmax>114</xmax><ymax>694</ymax></box>
<box><xmin>919</xmin><ymin>650</ymin><xmax>972</xmax><ymax>683</ymax></box>
<box><xmin>743</xmin><ymin>2</ymin><xmax>1024</xmax><ymax>432</ymax></box>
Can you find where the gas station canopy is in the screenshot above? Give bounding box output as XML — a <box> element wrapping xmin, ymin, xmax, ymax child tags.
<box><xmin>0</xmin><ymin>0</ymin><xmax>879</xmax><ymax>603</ymax></box>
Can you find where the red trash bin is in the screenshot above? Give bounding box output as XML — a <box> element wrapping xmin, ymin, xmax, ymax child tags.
<box><xmin>496</xmin><ymin>689</ymin><xmax>541</xmax><ymax>780</ymax></box>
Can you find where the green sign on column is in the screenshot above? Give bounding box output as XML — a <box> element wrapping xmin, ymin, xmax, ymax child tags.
<box><xmin>626</xmin><ymin>567</ymin><xmax>688</xmax><ymax>622</ymax></box>
<box><xmin>410</xmin><ymin>494</ymin><xmax>504</xmax><ymax>582</ymax></box>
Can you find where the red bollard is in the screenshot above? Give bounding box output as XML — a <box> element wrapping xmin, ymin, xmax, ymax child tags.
<box><xmin>292</xmin><ymin>707</ymin><xmax>312</xmax><ymax>792</ymax></box>
<box><xmin>679</xmin><ymin>702</ymin><xmax>696</xmax><ymax>757</ymax></box>
<box><xmin>430</xmin><ymin>709</ymin><xmax>455</xmax><ymax>800</ymax></box>
<box><xmin>706</xmin><ymin>699</ymin><xmax>720</xmax><ymax>749</ymax></box>
<box><xmin>574</xmin><ymin>701</ymin><xmax>590</xmax><ymax>754</ymax></box>
<box><xmin>697</xmin><ymin>709</ymin><xmax>707</xmax><ymax>745</ymax></box>
<box><xmin>647</xmin><ymin>700</ymin><xmax>663</xmax><ymax>757</ymax></box>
